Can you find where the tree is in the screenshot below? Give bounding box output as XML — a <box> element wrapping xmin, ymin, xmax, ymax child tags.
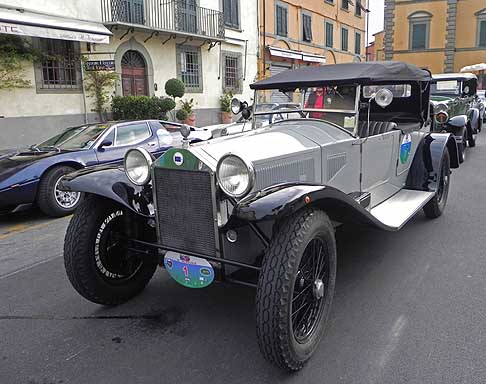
<box><xmin>84</xmin><ymin>71</ymin><xmax>119</xmax><ymax>121</ymax></box>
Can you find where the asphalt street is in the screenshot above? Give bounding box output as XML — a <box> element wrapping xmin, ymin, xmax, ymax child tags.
<box><xmin>1</xmin><ymin>138</ymin><xmax>486</xmax><ymax>384</ymax></box>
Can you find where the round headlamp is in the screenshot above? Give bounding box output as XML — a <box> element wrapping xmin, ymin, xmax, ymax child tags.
<box><xmin>216</xmin><ymin>154</ymin><xmax>254</xmax><ymax>198</ymax></box>
<box><xmin>124</xmin><ymin>148</ymin><xmax>153</xmax><ymax>186</ymax></box>
<box><xmin>435</xmin><ymin>111</ymin><xmax>449</xmax><ymax>125</ymax></box>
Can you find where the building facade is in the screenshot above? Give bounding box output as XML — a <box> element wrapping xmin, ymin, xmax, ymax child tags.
<box><xmin>383</xmin><ymin>0</ymin><xmax>486</xmax><ymax>86</ymax></box>
<box><xmin>0</xmin><ymin>0</ymin><xmax>258</xmax><ymax>147</ymax></box>
<box><xmin>258</xmin><ymin>0</ymin><xmax>367</xmax><ymax>82</ymax></box>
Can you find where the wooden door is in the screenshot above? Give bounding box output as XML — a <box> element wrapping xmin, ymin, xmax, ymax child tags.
<box><xmin>121</xmin><ymin>50</ymin><xmax>148</xmax><ymax>96</ymax></box>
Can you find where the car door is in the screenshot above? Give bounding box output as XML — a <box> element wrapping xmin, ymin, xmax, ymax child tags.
<box><xmin>95</xmin><ymin>122</ymin><xmax>155</xmax><ymax>164</ymax></box>
<box><xmin>361</xmin><ymin>130</ymin><xmax>401</xmax><ymax>207</ymax></box>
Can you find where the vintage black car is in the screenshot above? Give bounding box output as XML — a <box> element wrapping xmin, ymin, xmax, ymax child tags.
<box><xmin>430</xmin><ymin>73</ymin><xmax>483</xmax><ymax>162</ymax></box>
<box><xmin>61</xmin><ymin>62</ymin><xmax>459</xmax><ymax>371</ymax></box>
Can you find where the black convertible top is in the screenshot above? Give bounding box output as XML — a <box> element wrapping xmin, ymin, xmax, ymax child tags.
<box><xmin>250</xmin><ymin>61</ymin><xmax>431</xmax><ymax>90</ymax></box>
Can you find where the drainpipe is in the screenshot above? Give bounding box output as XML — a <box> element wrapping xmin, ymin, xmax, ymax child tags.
<box><xmin>262</xmin><ymin>0</ymin><xmax>266</xmax><ymax>79</ymax></box>
<box><xmin>80</xmin><ymin>61</ymin><xmax>88</xmax><ymax>124</ymax></box>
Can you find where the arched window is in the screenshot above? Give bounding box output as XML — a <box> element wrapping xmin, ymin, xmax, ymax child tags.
<box><xmin>121</xmin><ymin>50</ymin><xmax>148</xmax><ymax>96</ymax></box>
<box><xmin>408</xmin><ymin>11</ymin><xmax>432</xmax><ymax>51</ymax></box>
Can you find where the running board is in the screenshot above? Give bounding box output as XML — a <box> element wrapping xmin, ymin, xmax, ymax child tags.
<box><xmin>370</xmin><ymin>190</ymin><xmax>435</xmax><ymax>230</ymax></box>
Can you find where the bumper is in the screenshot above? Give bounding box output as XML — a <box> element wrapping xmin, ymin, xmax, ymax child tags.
<box><xmin>0</xmin><ymin>179</ymin><xmax>39</xmax><ymax>213</ymax></box>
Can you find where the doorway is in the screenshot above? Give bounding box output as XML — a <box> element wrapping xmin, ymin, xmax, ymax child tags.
<box><xmin>121</xmin><ymin>50</ymin><xmax>148</xmax><ymax>96</ymax></box>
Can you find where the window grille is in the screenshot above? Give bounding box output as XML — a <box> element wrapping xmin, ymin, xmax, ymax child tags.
<box><xmin>223</xmin><ymin>51</ymin><xmax>242</xmax><ymax>93</ymax></box>
<box><xmin>38</xmin><ymin>39</ymin><xmax>81</xmax><ymax>91</ymax></box>
<box><xmin>177</xmin><ymin>45</ymin><xmax>202</xmax><ymax>92</ymax></box>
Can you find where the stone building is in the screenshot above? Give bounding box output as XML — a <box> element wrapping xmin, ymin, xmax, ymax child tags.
<box><xmin>382</xmin><ymin>0</ymin><xmax>486</xmax><ymax>86</ymax></box>
<box><xmin>258</xmin><ymin>0</ymin><xmax>368</xmax><ymax>83</ymax></box>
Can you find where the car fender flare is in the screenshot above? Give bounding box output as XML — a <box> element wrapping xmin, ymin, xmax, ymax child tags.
<box><xmin>446</xmin><ymin>115</ymin><xmax>467</xmax><ymax>137</ymax></box>
<box><xmin>467</xmin><ymin>107</ymin><xmax>480</xmax><ymax>132</ymax></box>
<box><xmin>406</xmin><ymin>133</ymin><xmax>459</xmax><ymax>192</ymax></box>
<box><xmin>228</xmin><ymin>183</ymin><xmax>393</xmax><ymax>231</ymax></box>
<box><xmin>59</xmin><ymin>165</ymin><xmax>153</xmax><ymax>217</ymax></box>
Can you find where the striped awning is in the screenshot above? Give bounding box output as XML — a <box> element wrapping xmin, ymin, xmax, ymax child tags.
<box><xmin>0</xmin><ymin>6</ymin><xmax>112</xmax><ymax>44</ymax></box>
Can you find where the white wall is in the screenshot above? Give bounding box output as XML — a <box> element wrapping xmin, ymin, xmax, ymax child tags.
<box><xmin>0</xmin><ymin>0</ymin><xmax>102</xmax><ymax>22</ymax></box>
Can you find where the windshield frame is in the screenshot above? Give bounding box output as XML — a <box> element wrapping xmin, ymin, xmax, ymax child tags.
<box><xmin>251</xmin><ymin>84</ymin><xmax>361</xmax><ymax>136</ymax></box>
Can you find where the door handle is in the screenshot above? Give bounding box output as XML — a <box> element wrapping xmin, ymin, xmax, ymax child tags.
<box><xmin>147</xmin><ymin>141</ymin><xmax>157</xmax><ymax>147</ymax></box>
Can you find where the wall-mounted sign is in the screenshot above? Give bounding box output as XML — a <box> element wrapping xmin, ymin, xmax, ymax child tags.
<box><xmin>85</xmin><ymin>60</ymin><xmax>116</xmax><ymax>72</ymax></box>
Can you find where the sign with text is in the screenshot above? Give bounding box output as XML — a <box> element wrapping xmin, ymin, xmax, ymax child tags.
<box><xmin>85</xmin><ymin>60</ymin><xmax>116</xmax><ymax>72</ymax></box>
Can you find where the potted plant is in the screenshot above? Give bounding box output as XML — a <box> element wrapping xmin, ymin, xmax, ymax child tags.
<box><xmin>177</xmin><ymin>98</ymin><xmax>196</xmax><ymax>126</ymax></box>
<box><xmin>220</xmin><ymin>91</ymin><xmax>234</xmax><ymax>124</ymax></box>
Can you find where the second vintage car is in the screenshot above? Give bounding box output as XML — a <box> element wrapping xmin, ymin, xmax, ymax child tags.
<box><xmin>61</xmin><ymin>62</ymin><xmax>459</xmax><ymax>371</ymax></box>
<box><xmin>430</xmin><ymin>73</ymin><xmax>482</xmax><ymax>162</ymax></box>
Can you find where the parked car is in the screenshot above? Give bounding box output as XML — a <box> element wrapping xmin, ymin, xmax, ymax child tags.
<box><xmin>0</xmin><ymin>120</ymin><xmax>211</xmax><ymax>217</ymax></box>
<box><xmin>61</xmin><ymin>62</ymin><xmax>459</xmax><ymax>371</ymax></box>
<box><xmin>430</xmin><ymin>73</ymin><xmax>482</xmax><ymax>162</ymax></box>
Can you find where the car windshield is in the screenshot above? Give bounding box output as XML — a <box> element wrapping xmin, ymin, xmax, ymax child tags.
<box><xmin>37</xmin><ymin>124</ymin><xmax>110</xmax><ymax>150</ymax></box>
<box><xmin>254</xmin><ymin>85</ymin><xmax>358</xmax><ymax>131</ymax></box>
<box><xmin>431</xmin><ymin>80</ymin><xmax>460</xmax><ymax>96</ymax></box>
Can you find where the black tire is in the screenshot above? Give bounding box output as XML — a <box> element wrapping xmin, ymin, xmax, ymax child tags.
<box><xmin>64</xmin><ymin>194</ymin><xmax>157</xmax><ymax>305</ymax></box>
<box><xmin>423</xmin><ymin>150</ymin><xmax>450</xmax><ymax>219</ymax></box>
<box><xmin>467</xmin><ymin>125</ymin><xmax>476</xmax><ymax>147</ymax></box>
<box><xmin>37</xmin><ymin>165</ymin><xmax>82</xmax><ymax>217</ymax></box>
<box><xmin>459</xmin><ymin>132</ymin><xmax>467</xmax><ymax>163</ymax></box>
<box><xmin>256</xmin><ymin>208</ymin><xmax>337</xmax><ymax>371</ymax></box>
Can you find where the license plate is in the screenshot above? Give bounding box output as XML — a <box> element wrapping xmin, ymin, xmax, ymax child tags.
<box><xmin>163</xmin><ymin>252</ymin><xmax>214</xmax><ymax>288</ymax></box>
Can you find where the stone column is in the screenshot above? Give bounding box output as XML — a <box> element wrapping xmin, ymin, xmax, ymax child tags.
<box><xmin>444</xmin><ymin>0</ymin><xmax>457</xmax><ymax>73</ymax></box>
<box><xmin>384</xmin><ymin>0</ymin><xmax>395</xmax><ymax>61</ymax></box>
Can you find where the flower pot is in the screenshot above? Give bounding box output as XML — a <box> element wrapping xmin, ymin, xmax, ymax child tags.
<box><xmin>221</xmin><ymin>111</ymin><xmax>233</xmax><ymax>124</ymax></box>
<box><xmin>183</xmin><ymin>113</ymin><xmax>196</xmax><ymax>127</ymax></box>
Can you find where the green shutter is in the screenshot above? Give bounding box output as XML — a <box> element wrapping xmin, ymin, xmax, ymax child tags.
<box><xmin>411</xmin><ymin>23</ymin><xmax>427</xmax><ymax>50</ymax></box>
<box><xmin>480</xmin><ymin>20</ymin><xmax>486</xmax><ymax>47</ymax></box>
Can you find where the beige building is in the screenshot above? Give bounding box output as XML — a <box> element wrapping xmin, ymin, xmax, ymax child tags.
<box><xmin>258</xmin><ymin>0</ymin><xmax>368</xmax><ymax>81</ymax></box>
<box><xmin>383</xmin><ymin>0</ymin><xmax>486</xmax><ymax>87</ymax></box>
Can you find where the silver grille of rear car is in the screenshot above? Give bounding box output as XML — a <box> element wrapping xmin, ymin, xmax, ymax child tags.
<box><xmin>153</xmin><ymin>168</ymin><xmax>216</xmax><ymax>257</ymax></box>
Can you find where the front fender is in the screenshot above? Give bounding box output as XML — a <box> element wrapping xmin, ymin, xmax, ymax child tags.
<box><xmin>59</xmin><ymin>165</ymin><xmax>154</xmax><ymax>217</ymax></box>
<box><xmin>406</xmin><ymin>133</ymin><xmax>458</xmax><ymax>192</ymax></box>
<box><xmin>467</xmin><ymin>108</ymin><xmax>480</xmax><ymax>132</ymax></box>
<box><xmin>228</xmin><ymin>183</ymin><xmax>392</xmax><ymax>230</ymax></box>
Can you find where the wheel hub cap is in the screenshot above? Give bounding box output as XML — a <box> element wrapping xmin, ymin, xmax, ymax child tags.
<box><xmin>313</xmin><ymin>279</ymin><xmax>324</xmax><ymax>299</ymax></box>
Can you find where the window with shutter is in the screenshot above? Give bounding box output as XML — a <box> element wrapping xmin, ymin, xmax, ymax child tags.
<box><xmin>276</xmin><ymin>4</ymin><xmax>288</xmax><ymax>37</ymax></box>
<box><xmin>325</xmin><ymin>22</ymin><xmax>333</xmax><ymax>48</ymax></box>
<box><xmin>355</xmin><ymin>32</ymin><xmax>361</xmax><ymax>54</ymax></box>
<box><xmin>411</xmin><ymin>23</ymin><xmax>427</xmax><ymax>50</ymax></box>
<box><xmin>302</xmin><ymin>14</ymin><xmax>312</xmax><ymax>42</ymax></box>
<box><xmin>408</xmin><ymin>11</ymin><xmax>431</xmax><ymax>51</ymax></box>
<box><xmin>355</xmin><ymin>0</ymin><xmax>362</xmax><ymax>16</ymax></box>
<box><xmin>479</xmin><ymin>20</ymin><xmax>486</xmax><ymax>47</ymax></box>
<box><xmin>223</xmin><ymin>0</ymin><xmax>240</xmax><ymax>29</ymax></box>
<box><xmin>342</xmin><ymin>0</ymin><xmax>349</xmax><ymax>11</ymax></box>
<box><xmin>341</xmin><ymin>27</ymin><xmax>348</xmax><ymax>51</ymax></box>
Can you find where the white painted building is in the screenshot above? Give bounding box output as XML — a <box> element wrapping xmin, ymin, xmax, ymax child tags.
<box><xmin>0</xmin><ymin>0</ymin><xmax>258</xmax><ymax>147</ymax></box>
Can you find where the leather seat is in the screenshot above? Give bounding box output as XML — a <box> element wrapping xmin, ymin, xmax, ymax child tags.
<box><xmin>358</xmin><ymin>121</ymin><xmax>398</xmax><ymax>137</ymax></box>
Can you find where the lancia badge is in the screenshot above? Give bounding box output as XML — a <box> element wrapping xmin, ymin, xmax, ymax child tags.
<box><xmin>173</xmin><ymin>152</ymin><xmax>184</xmax><ymax>166</ymax></box>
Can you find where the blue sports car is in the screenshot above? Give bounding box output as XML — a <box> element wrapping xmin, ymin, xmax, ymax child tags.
<box><xmin>0</xmin><ymin>120</ymin><xmax>211</xmax><ymax>217</ymax></box>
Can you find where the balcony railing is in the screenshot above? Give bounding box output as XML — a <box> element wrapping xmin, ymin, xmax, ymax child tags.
<box><xmin>101</xmin><ymin>0</ymin><xmax>225</xmax><ymax>40</ymax></box>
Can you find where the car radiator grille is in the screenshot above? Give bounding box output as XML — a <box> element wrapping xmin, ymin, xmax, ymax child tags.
<box><xmin>153</xmin><ymin>168</ymin><xmax>216</xmax><ymax>257</ymax></box>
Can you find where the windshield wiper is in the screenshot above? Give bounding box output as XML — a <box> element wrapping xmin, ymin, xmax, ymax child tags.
<box><xmin>29</xmin><ymin>144</ymin><xmax>40</xmax><ymax>152</ymax></box>
<box><xmin>36</xmin><ymin>145</ymin><xmax>60</xmax><ymax>152</ymax></box>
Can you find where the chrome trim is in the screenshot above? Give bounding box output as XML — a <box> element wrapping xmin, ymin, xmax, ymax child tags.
<box><xmin>216</xmin><ymin>153</ymin><xmax>256</xmax><ymax>199</ymax></box>
<box><xmin>435</xmin><ymin>111</ymin><xmax>449</xmax><ymax>124</ymax></box>
<box><xmin>124</xmin><ymin>147</ymin><xmax>154</xmax><ymax>186</ymax></box>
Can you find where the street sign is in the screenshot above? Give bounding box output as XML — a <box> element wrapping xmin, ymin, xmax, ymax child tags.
<box><xmin>85</xmin><ymin>60</ymin><xmax>115</xmax><ymax>72</ymax></box>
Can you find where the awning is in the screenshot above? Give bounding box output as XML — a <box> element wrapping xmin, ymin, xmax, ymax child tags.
<box><xmin>268</xmin><ymin>46</ymin><xmax>326</xmax><ymax>64</ymax></box>
<box><xmin>0</xmin><ymin>6</ymin><xmax>112</xmax><ymax>44</ymax></box>
<box><xmin>461</xmin><ymin>63</ymin><xmax>486</xmax><ymax>73</ymax></box>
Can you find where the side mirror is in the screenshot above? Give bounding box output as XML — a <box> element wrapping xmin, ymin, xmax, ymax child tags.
<box><xmin>98</xmin><ymin>140</ymin><xmax>112</xmax><ymax>151</ymax></box>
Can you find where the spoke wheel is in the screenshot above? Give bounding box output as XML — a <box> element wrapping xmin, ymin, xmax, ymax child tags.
<box><xmin>423</xmin><ymin>150</ymin><xmax>450</xmax><ymax>219</ymax></box>
<box><xmin>256</xmin><ymin>208</ymin><xmax>336</xmax><ymax>371</ymax></box>
<box><xmin>291</xmin><ymin>238</ymin><xmax>328</xmax><ymax>343</ymax></box>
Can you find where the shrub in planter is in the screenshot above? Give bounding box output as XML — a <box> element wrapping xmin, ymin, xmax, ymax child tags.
<box><xmin>220</xmin><ymin>91</ymin><xmax>234</xmax><ymax>124</ymax></box>
<box><xmin>176</xmin><ymin>109</ymin><xmax>188</xmax><ymax>122</ymax></box>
